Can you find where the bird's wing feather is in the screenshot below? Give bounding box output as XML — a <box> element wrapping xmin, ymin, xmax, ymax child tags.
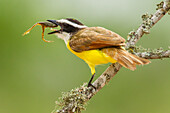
<box><xmin>69</xmin><ymin>27</ymin><xmax>126</xmax><ymax>52</ymax></box>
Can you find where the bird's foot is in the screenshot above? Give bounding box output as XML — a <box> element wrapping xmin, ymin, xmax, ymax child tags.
<box><xmin>87</xmin><ymin>83</ymin><xmax>96</xmax><ymax>90</ymax></box>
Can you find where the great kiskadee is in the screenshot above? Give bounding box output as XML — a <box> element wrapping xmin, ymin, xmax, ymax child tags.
<box><xmin>24</xmin><ymin>18</ymin><xmax>150</xmax><ymax>87</ymax></box>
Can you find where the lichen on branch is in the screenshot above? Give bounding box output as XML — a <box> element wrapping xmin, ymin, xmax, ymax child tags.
<box><xmin>52</xmin><ymin>83</ymin><xmax>95</xmax><ymax>113</ymax></box>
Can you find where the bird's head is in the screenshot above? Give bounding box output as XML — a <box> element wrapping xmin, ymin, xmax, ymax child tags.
<box><xmin>47</xmin><ymin>18</ymin><xmax>87</xmax><ymax>43</ymax></box>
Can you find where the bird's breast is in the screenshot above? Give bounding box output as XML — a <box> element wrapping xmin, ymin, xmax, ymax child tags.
<box><xmin>66</xmin><ymin>42</ymin><xmax>117</xmax><ymax>65</ymax></box>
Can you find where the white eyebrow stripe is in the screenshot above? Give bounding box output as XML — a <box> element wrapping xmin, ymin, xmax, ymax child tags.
<box><xmin>57</xmin><ymin>19</ymin><xmax>87</xmax><ymax>28</ymax></box>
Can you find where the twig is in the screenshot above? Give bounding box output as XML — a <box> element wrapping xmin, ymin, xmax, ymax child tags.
<box><xmin>126</xmin><ymin>0</ymin><xmax>170</xmax><ymax>47</ymax></box>
<box><xmin>136</xmin><ymin>50</ymin><xmax>170</xmax><ymax>59</ymax></box>
<box><xmin>53</xmin><ymin>0</ymin><xmax>170</xmax><ymax>113</ymax></box>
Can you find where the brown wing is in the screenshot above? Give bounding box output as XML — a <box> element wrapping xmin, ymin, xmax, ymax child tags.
<box><xmin>69</xmin><ymin>27</ymin><xmax>126</xmax><ymax>52</ymax></box>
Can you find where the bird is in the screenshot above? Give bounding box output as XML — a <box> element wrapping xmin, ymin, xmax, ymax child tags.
<box><xmin>24</xmin><ymin>18</ymin><xmax>151</xmax><ymax>88</ymax></box>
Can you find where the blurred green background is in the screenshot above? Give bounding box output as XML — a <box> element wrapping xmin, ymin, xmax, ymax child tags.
<box><xmin>0</xmin><ymin>0</ymin><xmax>170</xmax><ymax>113</ymax></box>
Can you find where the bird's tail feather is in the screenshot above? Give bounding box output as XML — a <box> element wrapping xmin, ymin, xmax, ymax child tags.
<box><xmin>116</xmin><ymin>49</ymin><xmax>150</xmax><ymax>70</ymax></box>
<box><xmin>102</xmin><ymin>48</ymin><xmax>151</xmax><ymax>70</ymax></box>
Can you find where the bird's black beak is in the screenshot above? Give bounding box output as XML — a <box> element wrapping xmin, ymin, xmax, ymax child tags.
<box><xmin>47</xmin><ymin>20</ymin><xmax>59</xmax><ymax>26</ymax></box>
<box><xmin>48</xmin><ymin>30</ymin><xmax>60</xmax><ymax>34</ymax></box>
<box><xmin>47</xmin><ymin>20</ymin><xmax>61</xmax><ymax>34</ymax></box>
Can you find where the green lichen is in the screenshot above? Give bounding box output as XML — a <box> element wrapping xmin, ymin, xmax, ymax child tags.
<box><xmin>52</xmin><ymin>83</ymin><xmax>94</xmax><ymax>113</ymax></box>
<box><xmin>141</xmin><ymin>13</ymin><xmax>153</xmax><ymax>34</ymax></box>
<box><xmin>127</xmin><ymin>30</ymin><xmax>136</xmax><ymax>41</ymax></box>
<box><xmin>156</xmin><ymin>1</ymin><xmax>170</xmax><ymax>15</ymax></box>
<box><xmin>127</xmin><ymin>45</ymin><xmax>170</xmax><ymax>59</ymax></box>
<box><xmin>103</xmin><ymin>73</ymin><xmax>111</xmax><ymax>84</ymax></box>
<box><xmin>156</xmin><ymin>1</ymin><xmax>164</xmax><ymax>10</ymax></box>
<box><xmin>127</xmin><ymin>45</ymin><xmax>167</xmax><ymax>55</ymax></box>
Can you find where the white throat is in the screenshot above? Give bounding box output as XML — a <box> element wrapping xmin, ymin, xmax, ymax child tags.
<box><xmin>55</xmin><ymin>32</ymin><xmax>71</xmax><ymax>44</ymax></box>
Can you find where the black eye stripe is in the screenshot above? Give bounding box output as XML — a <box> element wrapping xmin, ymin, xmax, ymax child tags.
<box><xmin>66</xmin><ymin>18</ymin><xmax>84</xmax><ymax>25</ymax></box>
<box><xmin>62</xmin><ymin>23</ymin><xmax>79</xmax><ymax>33</ymax></box>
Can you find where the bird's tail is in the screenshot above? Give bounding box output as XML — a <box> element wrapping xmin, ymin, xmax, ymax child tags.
<box><xmin>102</xmin><ymin>48</ymin><xmax>151</xmax><ymax>70</ymax></box>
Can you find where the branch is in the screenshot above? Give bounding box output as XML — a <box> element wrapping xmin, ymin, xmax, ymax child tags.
<box><xmin>53</xmin><ymin>1</ymin><xmax>170</xmax><ymax>113</ymax></box>
<box><xmin>136</xmin><ymin>50</ymin><xmax>170</xmax><ymax>59</ymax></box>
<box><xmin>126</xmin><ymin>0</ymin><xmax>170</xmax><ymax>47</ymax></box>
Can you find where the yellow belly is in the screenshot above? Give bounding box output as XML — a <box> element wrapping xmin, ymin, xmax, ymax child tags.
<box><xmin>67</xmin><ymin>42</ymin><xmax>117</xmax><ymax>74</ymax></box>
